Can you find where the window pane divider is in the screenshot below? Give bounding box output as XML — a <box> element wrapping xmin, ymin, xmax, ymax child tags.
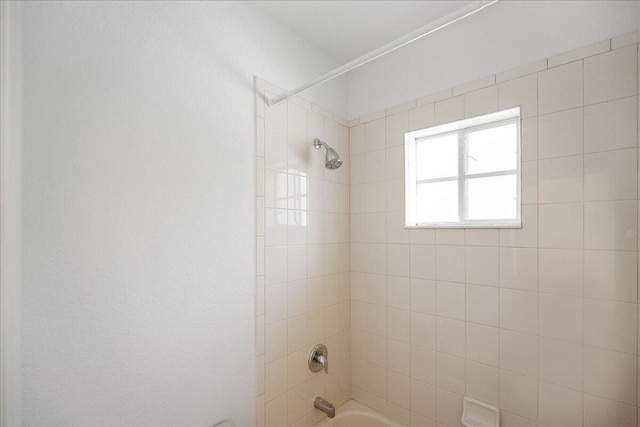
<box><xmin>464</xmin><ymin>169</ymin><xmax>517</xmax><ymax>179</ymax></box>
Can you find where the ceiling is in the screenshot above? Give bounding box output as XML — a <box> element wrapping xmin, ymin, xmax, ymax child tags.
<box><xmin>250</xmin><ymin>1</ymin><xmax>474</xmax><ymax>63</ymax></box>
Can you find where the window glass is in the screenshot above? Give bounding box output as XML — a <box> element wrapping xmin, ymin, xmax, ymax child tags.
<box><xmin>416</xmin><ymin>181</ymin><xmax>458</xmax><ymax>223</ymax></box>
<box><xmin>466</xmin><ymin>123</ymin><xmax>517</xmax><ymax>175</ymax></box>
<box><xmin>416</xmin><ymin>134</ymin><xmax>458</xmax><ymax>180</ymax></box>
<box><xmin>466</xmin><ymin>175</ymin><xmax>517</xmax><ymax>220</ymax></box>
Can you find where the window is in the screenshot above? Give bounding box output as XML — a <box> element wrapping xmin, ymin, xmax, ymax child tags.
<box><xmin>404</xmin><ymin>107</ymin><xmax>521</xmax><ymax>228</ymax></box>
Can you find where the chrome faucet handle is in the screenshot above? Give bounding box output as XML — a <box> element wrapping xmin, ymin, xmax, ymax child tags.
<box><xmin>308</xmin><ymin>344</ymin><xmax>328</xmax><ymax>374</ymax></box>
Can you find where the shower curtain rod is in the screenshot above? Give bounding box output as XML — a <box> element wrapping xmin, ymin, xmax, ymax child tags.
<box><xmin>266</xmin><ymin>0</ymin><xmax>499</xmax><ymax>107</ymax></box>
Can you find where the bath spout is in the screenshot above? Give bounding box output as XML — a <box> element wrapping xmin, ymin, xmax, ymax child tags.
<box><xmin>314</xmin><ymin>397</ymin><xmax>335</xmax><ymax>418</ymax></box>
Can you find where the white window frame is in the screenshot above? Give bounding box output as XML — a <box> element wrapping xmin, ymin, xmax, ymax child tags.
<box><xmin>404</xmin><ymin>107</ymin><xmax>521</xmax><ymax>228</ymax></box>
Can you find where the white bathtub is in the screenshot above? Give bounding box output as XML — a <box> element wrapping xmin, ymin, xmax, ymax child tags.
<box><xmin>315</xmin><ymin>400</ymin><xmax>404</xmax><ymax>427</ymax></box>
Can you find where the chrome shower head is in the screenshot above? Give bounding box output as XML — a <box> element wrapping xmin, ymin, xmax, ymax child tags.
<box><xmin>313</xmin><ymin>138</ymin><xmax>343</xmax><ymax>170</ymax></box>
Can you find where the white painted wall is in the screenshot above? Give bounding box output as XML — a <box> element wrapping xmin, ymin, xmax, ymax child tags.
<box><xmin>4</xmin><ymin>1</ymin><xmax>346</xmax><ymax>425</ymax></box>
<box><xmin>347</xmin><ymin>0</ymin><xmax>640</xmax><ymax>119</ymax></box>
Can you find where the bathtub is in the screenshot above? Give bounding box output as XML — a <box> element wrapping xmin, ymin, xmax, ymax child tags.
<box><xmin>315</xmin><ymin>400</ymin><xmax>404</xmax><ymax>427</ymax></box>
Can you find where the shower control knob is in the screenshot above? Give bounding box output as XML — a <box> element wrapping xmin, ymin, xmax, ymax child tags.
<box><xmin>308</xmin><ymin>343</ymin><xmax>328</xmax><ymax>374</ymax></box>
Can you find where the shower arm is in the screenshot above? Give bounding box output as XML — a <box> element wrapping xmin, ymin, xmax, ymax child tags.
<box><xmin>266</xmin><ymin>0</ymin><xmax>499</xmax><ymax>106</ymax></box>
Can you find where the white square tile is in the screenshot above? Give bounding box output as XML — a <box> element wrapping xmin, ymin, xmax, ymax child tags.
<box><xmin>499</xmin><ymin>329</ymin><xmax>538</xmax><ymax>377</ymax></box>
<box><xmin>499</xmin><ymin>370</ymin><xmax>538</xmax><ymax>421</ymax></box>
<box><xmin>365</xmin><ymin>213</ymin><xmax>387</xmax><ymax>243</ymax></box>
<box><xmin>366</xmin><ymin>333</ymin><xmax>387</xmax><ymax>368</ymax></box>
<box><xmin>584</xmin><ymin>345</ymin><xmax>637</xmax><ymax>405</ymax></box>
<box><xmin>410</xmin><ymin>379</ymin><xmax>436</xmax><ymax>420</ymax></box>
<box><xmin>365</xmin><ymin>118</ymin><xmax>386</xmax><ymax>152</ymax></box>
<box><xmin>351</xmin><ymin>358</ymin><xmax>366</xmax><ymax>389</ymax></box>
<box><xmin>411</xmin><ymin>312</ymin><xmax>436</xmax><ymax>350</ymax></box>
<box><xmin>265</xmin><ymin>170</ymin><xmax>288</xmax><ymax>209</ymax></box>
<box><xmin>366</xmin><ymin>363</ymin><xmax>387</xmax><ymax>398</ymax></box>
<box><xmin>498</xmin><ymin>73</ymin><xmax>538</xmax><ymax>118</ymax></box>
<box><xmin>388</xmin><ymin>339</ymin><xmax>410</xmax><ymax>376</ymax></box>
<box><xmin>265</xmin><ymin>208</ymin><xmax>287</xmax><ymax>247</ymax></box>
<box><xmin>466</xmin><ymin>323</ymin><xmax>499</xmax><ymax>367</ymax></box>
<box><xmin>538</xmin><ymin>381</ymin><xmax>583</xmax><ymax>427</ymax></box>
<box><xmin>350</xmin><ymin>213</ymin><xmax>365</xmax><ymax>243</ymax></box>
<box><xmin>538</xmin><ymin>337</ymin><xmax>582</xmax><ymax>391</ymax></box>
<box><xmin>387</xmin><ymin>211</ymin><xmax>410</xmax><ymax>244</ymax></box>
<box><xmin>410</xmin><ymin>228</ymin><xmax>436</xmax><ymax>245</ymax></box>
<box><xmin>465</xmin><ymin>85</ymin><xmax>499</xmax><ymax>118</ymax></box>
<box><xmin>408</xmin><ymin>104</ymin><xmax>435</xmax><ymax>131</ymax></box>
<box><xmin>287</xmin><ymin>138</ymin><xmax>307</xmax><ymax>176</ymax></box>
<box><xmin>435</xmin><ymin>95</ymin><xmax>464</xmax><ymax>124</ymax></box>
<box><xmin>265</xmin><ymin>246</ymin><xmax>287</xmax><ymax>286</ymax></box>
<box><xmin>538</xmin><ymin>107</ymin><xmax>583</xmax><ymax>159</ymax></box>
<box><xmin>500</xmin><ymin>288</ymin><xmax>537</xmax><ymax>334</ymax></box>
<box><xmin>436</xmin><ymin>353</ymin><xmax>466</xmax><ymax>395</ymax></box>
<box><xmin>264</xmin><ymin>131</ymin><xmax>288</xmax><ymax>172</ymax></box>
<box><xmin>287</xmin><ymin>348</ymin><xmax>309</xmax><ymax>389</ymax></box>
<box><xmin>539</xmin><ymin>203</ymin><xmax>583</xmax><ymax>249</ymax></box>
<box><xmin>287</xmin><ymin>245</ymin><xmax>307</xmax><ymax>282</ymax></box>
<box><xmin>386</xmin><ymin>146</ymin><xmax>405</xmax><ymax>180</ymax></box>
<box><xmin>584</xmin><ymin>200</ymin><xmax>637</xmax><ymax>250</ymax></box>
<box><xmin>539</xmin><ymin>249</ymin><xmax>583</xmax><ymax>296</ymax></box>
<box><xmin>365</xmin><ymin>181</ymin><xmax>386</xmax><ymax>212</ymax></box>
<box><xmin>265</xmin><ymin>97</ymin><xmax>287</xmax><ymax>135</ymax></box>
<box><xmin>436</xmin><ymin>317</ymin><xmax>465</xmax><ymax>357</ymax></box>
<box><xmin>288</xmin><ymin>210</ymin><xmax>307</xmax><ymax>246</ymax></box>
<box><xmin>584</xmin><ymin>250</ymin><xmax>637</xmax><ymax>302</ymax></box>
<box><xmin>436</xmin><ymin>281</ymin><xmax>465</xmax><ymax>320</ymax></box>
<box><xmin>584</xmin><ymin>45</ymin><xmax>638</xmax><ymax>104</ymax></box>
<box><xmin>365</xmin><ymin>149</ymin><xmax>386</xmax><ymax>183</ymax></box>
<box><xmin>265</xmin><ymin>392</ymin><xmax>287</xmax><ymax>427</ymax></box>
<box><xmin>388</xmin><ymin>276</ymin><xmax>411</xmax><ymax>310</ymax></box>
<box><xmin>465</xmin><ymin>229</ymin><xmax>499</xmax><ymax>246</ymax></box>
<box><xmin>538</xmin><ymin>155</ymin><xmax>583</xmax><ymax>203</ymax></box>
<box><xmin>436</xmin><ymin>245</ymin><xmax>465</xmax><ymax>283</ymax></box>
<box><xmin>521</xmin><ymin>117</ymin><xmax>538</xmax><ymax>161</ymax></box>
<box><xmin>466</xmin><ymin>246</ymin><xmax>499</xmax><ymax>286</ymax></box>
<box><xmin>466</xmin><ymin>361</ymin><xmax>499</xmax><ymax>406</ymax></box>
<box><xmin>366</xmin><ymin>243</ymin><xmax>386</xmax><ymax>274</ymax></box>
<box><xmin>410</xmin><ymin>245</ymin><xmax>436</xmax><ymax>279</ymax></box>
<box><xmin>584</xmin><ymin>148</ymin><xmax>637</xmax><ymax>201</ymax></box>
<box><xmin>351</xmin><ymin>301</ymin><xmax>366</xmax><ymax>331</ymax></box>
<box><xmin>386</xmin><ymin>111</ymin><xmax>408</xmax><ymax>147</ymax></box>
<box><xmin>265</xmin><ymin>320</ymin><xmax>287</xmax><ymax>363</ymax></box>
<box><xmin>410</xmin><ymin>345</ymin><xmax>436</xmax><ymax>384</ymax></box>
<box><xmin>436</xmin><ymin>388</ymin><xmax>463</xmax><ymax>427</ymax></box>
<box><xmin>388</xmin><ymin>307</ymin><xmax>410</xmax><ymax>343</ymax></box>
<box><xmin>435</xmin><ymin>229</ymin><xmax>465</xmax><ymax>245</ymax></box>
<box><xmin>350</xmin><ymin>124</ymin><xmax>365</xmax><ymax>155</ymax></box>
<box><xmin>499</xmin><ymin>204</ymin><xmax>538</xmax><ymax>248</ymax></box>
<box><xmin>466</xmin><ymin>284</ymin><xmax>499</xmax><ymax>327</ymax></box>
<box><xmin>387</xmin><ymin>245</ymin><xmax>410</xmax><ymax>278</ymax></box>
<box><xmin>538</xmin><ymin>293</ymin><xmax>583</xmax><ymax>343</ymax></box>
<box><xmin>388</xmin><ymin>371</ymin><xmax>411</xmax><ymax>409</ymax></box>
<box><xmin>367</xmin><ymin>304</ymin><xmax>387</xmax><ymax>337</ymax></box>
<box><xmin>499</xmin><ymin>247</ymin><xmax>537</xmax><ymax>291</ymax></box>
<box><xmin>538</xmin><ymin>60</ymin><xmax>583</xmax><ymax>115</ymax></box>
<box><xmin>583</xmin><ymin>394</ymin><xmax>637</xmax><ymax>427</ymax></box>
<box><xmin>410</xmin><ymin>278</ymin><xmax>436</xmax><ymax>314</ymax></box>
<box><xmin>521</xmin><ymin>161</ymin><xmax>537</xmax><ymax>204</ymax></box>
<box><xmin>287</xmin><ymin>280</ymin><xmax>307</xmax><ymax>318</ymax></box>
<box><xmin>385</xmin><ymin>179</ymin><xmax>404</xmax><ymax>212</ymax></box>
<box><xmin>584</xmin><ymin>298</ymin><xmax>637</xmax><ymax>354</ymax></box>
<box><xmin>366</xmin><ymin>273</ymin><xmax>386</xmax><ymax>306</ymax></box>
<box><xmin>287</xmin><ymin>101</ymin><xmax>307</xmax><ymax>140</ymax></box>
<box><xmin>584</xmin><ymin>96</ymin><xmax>638</xmax><ymax>153</ymax></box>
<box><xmin>350</xmin><ymin>154</ymin><xmax>366</xmax><ymax>184</ymax></box>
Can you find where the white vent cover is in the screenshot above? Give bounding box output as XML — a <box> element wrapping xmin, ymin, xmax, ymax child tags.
<box><xmin>462</xmin><ymin>396</ymin><xmax>500</xmax><ymax>427</ymax></box>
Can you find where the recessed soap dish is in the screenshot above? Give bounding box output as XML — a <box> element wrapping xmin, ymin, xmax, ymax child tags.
<box><xmin>461</xmin><ymin>396</ymin><xmax>500</xmax><ymax>427</ymax></box>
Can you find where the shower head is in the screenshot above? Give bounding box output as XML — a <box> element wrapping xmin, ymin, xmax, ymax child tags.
<box><xmin>313</xmin><ymin>138</ymin><xmax>343</xmax><ymax>170</ymax></box>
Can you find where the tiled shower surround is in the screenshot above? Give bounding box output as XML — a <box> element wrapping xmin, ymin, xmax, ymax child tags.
<box><xmin>257</xmin><ymin>32</ymin><xmax>640</xmax><ymax>427</ymax></box>
<box><xmin>255</xmin><ymin>79</ymin><xmax>352</xmax><ymax>427</ymax></box>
